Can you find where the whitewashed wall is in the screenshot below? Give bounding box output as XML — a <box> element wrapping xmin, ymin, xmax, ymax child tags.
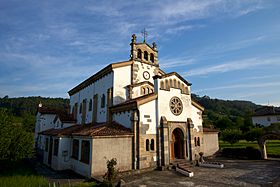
<box><xmin>252</xmin><ymin>115</ymin><xmax>280</xmax><ymax>127</ymax></box>
<box><xmin>156</xmin><ymin>76</ymin><xmax>192</xmax><ymax>123</ymax></box>
<box><xmin>139</xmin><ymin>100</ymin><xmax>157</xmax><ymax>134</ymax></box>
<box><xmin>35</xmin><ymin>113</ymin><xmax>56</xmax><ymax>141</ymax></box>
<box><xmin>134</xmin><ymin>61</ymin><xmax>157</xmax><ymax>84</ymax></box>
<box><xmin>191</xmin><ymin>105</ymin><xmax>203</xmax><ymax>132</ymax></box>
<box><xmin>113</xmin><ymin>66</ymin><xmax>131</xmax><ymax>105</ymax></box>
<box><xmin>113</xmin><ymin>111</ymin><xmax>132</xmax><ymax>129</ymax></box>
<box><xmin>69</xmin><ymin>138</ymin><xmax>92</xmax><ymax>178</ymax></box>
<box><xmin>70</xmin><ymin>72</ymin><xmax>113</xmax><ymax>124</ymax></box>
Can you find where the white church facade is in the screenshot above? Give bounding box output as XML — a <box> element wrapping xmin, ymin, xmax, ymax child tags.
<box><xmin>35</xmin><ymin>34</ymin><xmax>219</xmax><ymax>177</ymax></box>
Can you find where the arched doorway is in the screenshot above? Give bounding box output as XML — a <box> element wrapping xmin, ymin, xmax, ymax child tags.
<box><xmin>171</xmin><ymin>128</ymin><xmax>184</xmax><ymax>160</ymax></box>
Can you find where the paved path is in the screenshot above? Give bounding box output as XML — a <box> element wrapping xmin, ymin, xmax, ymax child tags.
<box><xmin>124</xmin><ymin>159</ymin><xmax>280</xmax><ymax>187</ymax></box>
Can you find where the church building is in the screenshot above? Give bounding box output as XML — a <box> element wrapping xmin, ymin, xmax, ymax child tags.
<box><xmin>35</xmin><ymin>34</ymin><xmax>219</xmax><ymax>177</ymax></box>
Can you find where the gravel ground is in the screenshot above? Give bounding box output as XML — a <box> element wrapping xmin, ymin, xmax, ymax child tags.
<box><xmin>124</xmin><ymin>159</ymin><xmax>280</xmax><ymax>187</ymax></box>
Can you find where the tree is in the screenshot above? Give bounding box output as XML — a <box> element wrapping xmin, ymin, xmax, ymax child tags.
<box><xmin>0</xmin><ymin>108</ymin><xmax>34</xmax><ymax>161</ymax></box>
<box><xmin>216</xmin><ymin>117</ymin><xmax>233</xmax><ymax>130</ymax></box>
<box><xmin>244</xmin><ymin>127</ymin><xmax>264</xmax><ymax>142</ymax></box>
<box><xmin>221</xmin><ymin>129</ymin><xmax>242</xmax><ymax>145</ymax></box>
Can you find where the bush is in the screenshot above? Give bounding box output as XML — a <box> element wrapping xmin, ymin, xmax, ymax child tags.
<box><xmin>222</xmin><ymin>147</ymin><xmax>261</xmax><ymax>159</ymax></box>
<box><xmin>103</xmin><ymin>158</ymin><xmax>118</xmax><ymax>187</ymax></box>
<box><xmin>221</xmin><ymin>129</ymin><xmax>242</xmax><ymax>145</ymax></box>
<box><xmin>244</xmin><ymin>128</ymin><xmax>264</xmax><ymax>142</ymax></box>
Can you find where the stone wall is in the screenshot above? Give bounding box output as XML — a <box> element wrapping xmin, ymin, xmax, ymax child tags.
<box><xmin>203</xmin><ymin>132</ymin><xmax>219</xmax><ymax>156</ymax></box>
<box><xmin>91</xmin><ymin>136</ymin><xmax>133</xmax><ymax>176</ymax></box>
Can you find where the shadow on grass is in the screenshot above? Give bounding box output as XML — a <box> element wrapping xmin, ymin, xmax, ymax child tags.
<box><xmin>0</xmin><ymin>159</ymin><xmax>49</xmax><ymax>187</ymax></box>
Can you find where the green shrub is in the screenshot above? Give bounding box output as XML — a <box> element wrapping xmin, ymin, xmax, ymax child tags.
<box><xmin>221</xmin><ymin>129</ymin><xmax>242</xmax><ymax>145</ymax></box>
<box><xmin>222</xmin><ymin>147</ymin><xmax>261</xmax><ymax>159</ymax></box>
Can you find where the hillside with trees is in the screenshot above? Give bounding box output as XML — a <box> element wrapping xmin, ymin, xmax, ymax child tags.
<box><xmin>192</xmin><ymin>94</ymin><xmax>261</xmax><ymax>132</ymax></box>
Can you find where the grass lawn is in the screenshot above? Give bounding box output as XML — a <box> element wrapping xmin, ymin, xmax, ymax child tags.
<box><xmin>0</xmin><ymin>160</ymin><xmax>48</xmax><ymax>187</ymax></box>
<box><xmin>219</xmin><ymin>140</ymin><xmax>280</xmax><ymax>157</ymax></box>
<box><xmin>0</xmin><ymin>160</ymin><xmax>97</xmax><ymax>187</ymax></box>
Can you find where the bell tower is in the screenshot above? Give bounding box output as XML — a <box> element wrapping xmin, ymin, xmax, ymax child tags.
<box><xmin>130</xmin><ymin>34</ymin><xmax>158</xmax><ymax>66</ymax></box>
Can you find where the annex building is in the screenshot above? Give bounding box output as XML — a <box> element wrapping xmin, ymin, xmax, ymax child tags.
<box><xmin>35</xmin><ymin>34</ymin><xmax>219</xmax><ymax>177</ymax></box>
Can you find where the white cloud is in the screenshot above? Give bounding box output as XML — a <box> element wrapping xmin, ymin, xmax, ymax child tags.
<box><xmin>186</xmin><ymin>56</ymin><xmax>280</xmax><ymax>76</ymax></box>
<box><xmin>194</xmin><ymin>81</ymin><xmax>280</xmax><ymax>93</ymax></box>
<box><xmin>165</xmin><ymin>25</ymin><xmax>205</xmax><ymax>34</ymax></box>
<box><xmin>160</xmin><ymin>56</ymin><xmax>195</xmax><ymax>68</ymax></box>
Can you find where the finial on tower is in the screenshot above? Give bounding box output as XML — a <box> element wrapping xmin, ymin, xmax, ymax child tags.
<box><xmin>141</xmin><ymin>28</ymin><xmax>148</xmax><ymax>43</ymax></box>
<box><xmin>152</xmin><ymin>42</ymin><xmax>157</xmax><ymax>50</ymax></box>
<box><xmin>131</xmin><ymin>34</ymin><xmax>136</xmax><ymax>43</ymax></box>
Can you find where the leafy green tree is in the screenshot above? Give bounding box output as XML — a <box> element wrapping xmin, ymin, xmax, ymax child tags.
<box><xmin>221</xmin><ymin>129</ymin><xmax>242</xmax><ymax>145</ymax></box>
<box><xmin>0</xmin><ymin>108</ymin><xmax>34</xmax><ymax>161</ymax></box>
<box><xmin>244</xmin><ymin>127</ymin><xmax>264</xmax><ymax>142</ymax></box>
<box><xmin>216</xmin><ymin>117</ymin><xmax>234</xmax><ymax>130</ymax></box>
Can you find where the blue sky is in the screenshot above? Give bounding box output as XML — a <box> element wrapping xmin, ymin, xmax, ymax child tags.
<box><xmin>1</xmin><ymin>0</ymin><xmax>280</xmax><ymax>106</ymax></box>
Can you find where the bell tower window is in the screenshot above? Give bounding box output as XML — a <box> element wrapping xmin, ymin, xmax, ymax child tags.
<box><xmin>137</xmin><ymin>49</ymin><xmax>142</xmax><ymax>59</ymax></box>
<box><xmin>150</xmin><ymin>53</ymin><xmax>154</xmax><ymax>63</ymax></box>
<box><xmin>144</xmin><ymin>51</ymin><xmax>148</xmax><ymax>61</ymax></box>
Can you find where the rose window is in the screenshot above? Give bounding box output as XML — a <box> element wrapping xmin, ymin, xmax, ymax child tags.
<box><xmin>169</xmin><ymin>97</ymin><xmax>183</xmax><ymax>116</ymax></box>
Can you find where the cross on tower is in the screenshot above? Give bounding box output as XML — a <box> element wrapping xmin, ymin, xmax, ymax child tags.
<box><xmin>141</xmin><ymin>28</ymin><xmax>148</xmax><ymax>42</ymax></box>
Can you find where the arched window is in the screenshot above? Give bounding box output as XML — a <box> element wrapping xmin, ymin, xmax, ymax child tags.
<box><xmin>147</xmin><ymin>87</ymin><xmax>150</xmax><ymax>94</ymax></box>
<box><xmin>101</xmin><ymin>94</ymin><xmax>106</xmax><ymax>108</ymax></box>
<box><xmin>160</xmin><ymin>81</ymin><xmax>164</xmax><ymax>89</ymax></box>
<box><xmin>194</xmin><ymin>137</ymin><xmax>197</xmax><ymax>147</ymax></box>
<box><xmin>144</xmin><ymin>51</ymin><xmax>148</xmax><ymax>61</ymax></box>
<box><xmin>142</xmin><ymin>87</ymin><xmax>146</xmax><ymax>95</ymax></box>
<box><xmin>165</xmin><ymin>79</ymin><xmax>169</xmax><ymax>90</ymax></box>
<box><xmin>169</xmin><ymin>79</ymin><xmax>173</xmax><ymax>88</ymax></box>
<box><xmin>150</xmin><ymin>53</ymin><xmax>154</xmax><ymax>63</ymax></box>
<box><xmin>177</xmin><ymin>81</ymin><xmax>180</xmax><ymax>89</ymax></box>
<box><xmin>89</xmin><ymin>99</ymin><xmax>93</xmax><ymax>111</ymax></box>
<box><xmin>185</xmin><ymin>87</ymin><xmax>189</xmax><ymax>94</ymax></box>
<box><xmin>150</xmin><ymin>139</ymin><xmax>155</xmax><ymax>151</ymax></box>
<box><xmin>173</xmin><ymin>79</ymin><xmax>177</xmax><ymax>88</ymax></box>
<box><xmin>197</xmin><ymin>137</ymin><xmax>200</xmax><ymax>146</ymax></box>
<box><xmin>137</xmin><ymin>49</ymin><xmax>142</xmax><ymax>59</ymax></box>
<box><xmin>146</xmin><ymin>139</ymin><xmax>150</xmax><ymax>151</ymax></box>
<box><xmin>79</xmin><ymin>103</ymin><xmax>82</xmax><ymax>113</ymax></box>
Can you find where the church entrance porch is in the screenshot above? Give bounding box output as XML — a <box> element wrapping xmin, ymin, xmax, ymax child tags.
<box><xmin>170</xmin><ymin>128</ymin><xmax>185</xmax><ymax>160</ymax></box>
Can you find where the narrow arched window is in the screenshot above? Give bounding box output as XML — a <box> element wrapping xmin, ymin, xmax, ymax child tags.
<box><xmin>150</xmin><ymin>53</ymin><xmax>154</xmax><ymax>63</ymax></box>
<box><xmin>197</xmin><ymin>137</ymin><xmax>200</xmax><ymax>146</ymax></box>
<box><xmin>185</xmin><ymin>87</ymin><xmax>189</xmax><ymax>94</ymax></box>
<box><xmin>101</xmin><ymin>94</ymin><xmax>106</xmax><ymax>108</ymax></box>
<box><xmin>194</xmin><ymin>137</ymin><xmax>197</xmax><ymax>147</ymax></box>
<box><xmin>144</xmin><ymin>51</ymin><xmax>148</xmax><ymax>61</ymax></box>
<box><xmin>165</xmin><ymin>79</ymin><xmax>169</xmax><ymax>90</ymax></box>
<box><xmin>150</xmin><ymin>139</ymin><xmax>155</xmax><ymax>151</ymax></box>
<box><xmin>169</xmin><ymin>79</ymin><xmax>173</xmax><ymax>88</ymax></box>
<box><xmin>160</xmin><ymin>81</ymin><xmax>164</xmax><ymax>89</ymax></box>
<box><xmin>137</xmin><ymin>49</ymin><xmax>142</xmax><ymax>59</ymax></box>
<box><xmin>79</xmin><ymin>103</ymin><xmax>82</xmax><ymax>113</ymax></box>
<box><xmin>142</xmin><ymin>87</ymin><xmax>146</xmax><ymax>95</ymax></box>
<box><xmin>89</xmin><ymin>99</ymin><xmax>93</xmax><ymax>111</ymax></box>
<box><xmin>146</xmin><ymin>139</ymin><xmax>150</xmax><ymax>151</ymax></box>
<box><xmin>147</xmin><ymin>87</ymin><xmax>150</xmax><ymax>94</ymax></box>
<box><xmin>177</xmin><ymin>81</ymin><xmax>180</xmax><ymax>89</ymax></box>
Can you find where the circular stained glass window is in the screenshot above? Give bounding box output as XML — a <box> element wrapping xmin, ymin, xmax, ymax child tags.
<box><xmin>169</xmin><ymin>96</ymin><xmax>183</xmax><ymax>116</ymax></box>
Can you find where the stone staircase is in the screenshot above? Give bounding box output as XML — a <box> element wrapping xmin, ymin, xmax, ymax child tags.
<box><xmin>171</xmin><ymin>159</ymin><xmax>194</xmax><ymax>177</ymax></box>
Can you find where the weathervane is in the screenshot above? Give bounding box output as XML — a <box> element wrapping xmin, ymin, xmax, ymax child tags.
<box><xmin>141</xmin><ymin>28</ymin><xmax>148</xmax><ymax>42</ymax></box>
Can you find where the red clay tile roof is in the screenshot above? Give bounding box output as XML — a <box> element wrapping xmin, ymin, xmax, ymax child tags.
<box><xmin>39</xmin><ymin>121</ymin><xmax>132</xmax><ymax>137</ymax></box>
<box><xmin>110</xmin><ymin>93</ymin><xmax>157</xmax><ymax>110</ymax></box>
<box><xmin>37</xmin><ymin>106</ymin><xmax>76</xmax><ymax>123</ymax></box>
<box><xmin>253</xmin><ymin>106</ymin><xmax>280</xmax><ymax>116</ymax></box>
